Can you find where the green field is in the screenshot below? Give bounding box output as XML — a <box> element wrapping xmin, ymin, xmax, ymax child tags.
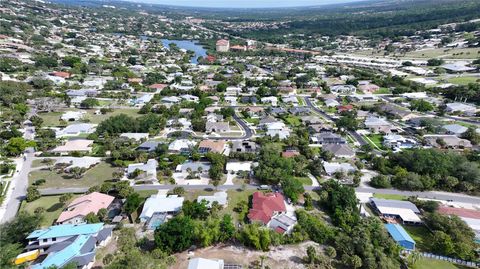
<box><xmin>365</xmin><ymin>134</ymin><xmax>385</xmax><ymax>150</ymax></box>
<box><xmin>29</xmin><ymin>162</ymin><xmax>117</xmax><ymax>189</ymax></box>
<box><xmin>374</xmin><ymin>87</ymin><xmax>392</xmax><ymax>94</ymax></box>
<box><xmin>38</xmin><ymin>108</ymin><xmax>141</xmax><ymax>127</ymax></box>
<box><xmin>354</xmin><ymin>47</ymin><xmax>480</xmax><ymax>60</ymax></box>
<box><xmin>284</xmin><ymin>115</ymin><xmax>302</xmax><ymax>127</ymax></box>
<box><xmin>412</xmin><ymin>258</ymin><xmax>471</xmax><ymax>269</ymax></box>
<box><xmin>296</xmin><ymin>177</ymin><xmax>312</xmax><ymax>186</ymax></box>
<box><xmin>373</xmin><ymin>193</ymin><xmax>407</xmax><ymax>200</ymax></box>
<box><xmin>402</xmin><ymin>225</ymin><xmax>432</xmax><ymax>252</ymax></box>
<box><xmin>447</xmin><ymin>76</ymin><xmax>479</xmax><ymax>86</ymax></box>
<box><xmin>20</xmin><ymin>195</ymin><xmax>79</xmax><ymax>227</ymax></box>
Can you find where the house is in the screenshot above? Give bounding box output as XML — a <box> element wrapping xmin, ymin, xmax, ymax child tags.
<box><xmin>437</xmin><ymin>206</ymin><xmax>480</xmax><ymax>243</ymax></box>
<box><xmin>139</xmin><ymin>191</ymin><xmax>184</xmax><ymax>228</ymax></box>
<box><xmin>137</xmin><ymin>141</ymin><xmax>162</xmax><ymax>152</ymax></box>
<box><xmin>175</xmin><ymin>162</ymin><xmax>211</xmax><ymax>173</ymax></box>
<box><xmin>127</xmin><ymin>159</ymin><xmax>158</xmax><ymax>181</ymax></box>
<box><xmin>206</xmin><ymin>122</ymin><xmax>230</xmax><ymax>133</ymax></box>
<box><xmin>120</xmin><ymin>133</ymin><xmax>149</xmax><ymax>141</ymax></box>
<box><xmin>445</xmin><ymin>102</ymin><xmax>477</xmax><ymax>116</ymax></box>
<box><xmin>358</xmin><ymin>83</ymin><xmax>380</xmax><ymax>93</ymax></box>
<box><xmin>231</xmin><ymin>140</ymin><xmax>258</xmax><ymax>153</ymax></box>
<box><xmin>161</xmin><ymin>96</ymin><xmax>181</xmax><ymax>105</ymax></box>
<box><xmin>61</xmin><ymin>111</ymin><xmax>86</xmax><ymax>122</ymax></box>
<box><xmin>379</xmin><ymin>104</ymin><xmax>416</xmax><ymax>120</ymax></box>
<box><xmin>148</xmin><ymin>83</ymin><xmax>168</xmax><ymax>92</ymax></box>
<box><xmin>56</xmin><ymin>192</ymin><xmax>115</xmax><ymax>225</ymax></box>
<box><xmin>56</xmin><ymin>123</ymin><xmax>97</xmax><ymax>138</ymax></box>
<box><xmin>370</xmin><ymin>198</ymin><xmax>422</xmax><ymax>225</ymax></box>
<box><xmin>310</xmin><ymin>132</ymin><xmax>346</xmax><ymax>145</ymax></box>
<box><xmin>337</xmin><ymin>104</ymin><xmax>354</xmax><ymax>113</ymax></box>
<box><xmin>180</xmin><ymin>94</ymin><xmax>200</xmax><ymax>102</ymax></box>
<box><xmin>289</xmin><ymin>107</ymin><xmax>310</xmax><ymax>115</ymax></box>
<box><xmin>225</xmin><ymin>86</ymin><xmax>242</xmax><ymax>96</ymax></box>
<box><xmin>51</xmin><ymin>139</ymin><xmax>94</xmax><ymax>154</ymax></box>
<box><xmin>240</xmin><ymin>96</ymin><xmax>258</xmax><ymax>104</ymax></box>
<box><xmin>268</xmin><ymin>107</ymin><xmax>287</xmax><ymax>115</ymax></box>
<box><xmin>168</xmin><ymin>139</ymin><xmax>196</xmax><ymax>153</ymax></box>
<box><xmin>265</xmin><ymin>121</ymin><xmax>290</xmax><ymax>139</ymax></box>
<box><xmin>66</xmin><ymin>89</ymin><xmax>98</xmax><ymax>97</ymax></box>
<box><xmin>322</xmin><ymin>144</ymin><xmax>355</xmax><ymax>158</ymax></box>
<box><xmin>324</xmin><ymin>98</ymin><xmax>340</xmax><ymax>107</ymax></box>
<box><xmin>323</xmin><ymin>162</ymin><xmax>356</xmax><ymax>176</ymax></box>
<box><xmin>330</xmin><ymin>84</ymin><xmax>356</xmax><ymax>94</ymax></box>
<box><xmin>308</xmin><ymin>124</ymin><xmax>333</xmax><ymax>134</ymax></box>
<box><xmin>383</xmin><ymin>134</ymin><xmax>417</xmax><ymax>150</ymax></box>
<box><xmin>243</xmin><ymin>106</ymin><xmax>264</xmax><ymax>118</ymax></box>
<box><xmin>226</xmin><ymin>161</ymin><xmax>252</xmax><ymax>173</ymax></box>
<box><xmin>385</xmin><ymin>224</ymin><xmax>416</xmax><ymax>250</ymax></box>
<box><xmin>364</xmin><ymin>116</ymin><xmax>395</xmax><ymax>134</ymax></box>
<box><xmin>188</xmin><ymin>258</ymin><xmax>225</xmax><ymax>269</ymax></box>
<box><xmin>26</xmin><ymin>223</ymin><xmax>111</xmax><ymax>252</ymax></box>
<box><xmin>348</xmin><ymin>94</ymin><xmax>379</xmax><ymax>103</ymax></box>
<box><xmin>198</xmin><ymin>140</ymin><xmax>226</xmax><ymax>154</ymax></box>
<box><xmin>423</xmin><ymin>135</ymin><xmax>472</xmax><ymax>149</ymax></box>
<box><xmin>216</xmin><ymin>39</ymin><xmax>230</xmax><ymax>52</ymax></box>
<box><xmin>300</xmin><ymin>116</ymin><xmax>323</xmax><ymax>125</ymax></box>
<box><xmin>282</xmin><ymin>95</ymin><xmax>299</xmax><ymax>105</ymax></box>
<box><xmin>54</xmin><ymin>157</ymin><xmax>100</xmax><ymax>172</ymax></box>
<box><xmin>442</xmin><ymin>124</ymin><xmax>468</xmax><ymax>136</ymax></box>
<box><xmin>261</xmin><ymin>96</ymin><xmax>278</xmax><ymax>106</ymax></box>
<box><xmin>206</xmin><ymin>113</ymin><xmax>224</xmax><ymax>123</ymax></box>
<box><xmin>248</xmin><ymin>192</ymin><xmax>297</xmax><ymax>234</ymax></box>
<box><xmin>281</xmin><ymin>150</ymin><xmax>300</xmax><ymax>158</ymax></box>
<box><xmin>130</xmin><ymin>94</ymin><xmax>154</xmax><ymax>107</ymax></box>
<box><xmin>197</xmin><ymin>192</ymin><xmax>228</xmax><ymax>208</ymax></box>
<box><xmin>441</xmin><ymin>63</ymin><xmax>476</xmax><ymax>73</ymax></box>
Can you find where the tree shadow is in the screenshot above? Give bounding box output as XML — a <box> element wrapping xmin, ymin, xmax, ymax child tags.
<box><xmin>47</xmin><ymin>203</ymin><xmax>63</xmax><ymax>212</ymax></box>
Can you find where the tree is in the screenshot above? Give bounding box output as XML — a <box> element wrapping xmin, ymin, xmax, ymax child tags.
<box><xmin>80</xmin><ymin>97</ymin><xmax>100</xmax><ymax>109</ymax></box>
<box><xmin>182</xmin><ymin>200</ymin><xmax>209</xmax><ymax>220</ymax></box>
<box><xmin>462</xmin><ymin>127</ymin><xmax>480</xmax><ymax>145</ymax></box>
<box><xmin>306</xmin><ymin>245</ymin><xmax>317</xmax><ymax>264</ymax></box>
<box><xmin>172</xmin><ymin>186</ymin><xmax>185</xmax><ymax>196</ymax></box>
<box><xmin>427</xmin><ymin>58</ymin><xmax>444</xmax><ymax>66</ymax></box>
<box><xmin>154</xmin><ymin>216</ymin><xmax>195</xmax><ymax>253</ymax></box>
<box><xmin>281</xmin><ymin>177</ymin><xmax>304</xmax><ymax>203</ymax></box>
<box><xmin>123</xmin><ymin>193</ymin><xmax>142</xmax><ymax>214</ymax></box>
<box><xmin>59</xmin><ymin>193</ymin><xmax>73</xmax><ymax>205</ymax></box>
<box><xmin>26</xmin><ymin>186</ymin><xmax>41</xmax><ymax>202</ymax></box>
<box><xmin>43</xmin><ymin>158</ymin><xmax>55</xmax><ymax>171</ymax></box>
<box><xmin>4</xmin><ymin>137</ymin><xmax>35</xmax><ymax>156</ymax></box>
<box><xmin>85</xmin><ymin>212</ymin><xmax>100</xmax><ymax>223</ymax></box>
<box><xmin>216</xmin><ymin>82</ymin><xmax>227</xmax><ymax>92</ymax></box>
<box><xmin>219</xmin><ymin>214</ymin><xmax>235</xmax><ymax>241</ymax></box>
<box><xmin>370</xmin><ymin>174</ymin><xmax>391</xmax><ymax>188</ymax></box>
<box><xmin>70</xmin><ymin>167</ymin><xmax>87</xmax><ymax>179</ymax></box>
<box><xmin>97</xmin><ymin>208</ymin><xmax>108</xmax><ymax>221</ymax></box>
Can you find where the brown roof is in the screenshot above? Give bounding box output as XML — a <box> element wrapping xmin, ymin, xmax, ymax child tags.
<box><xmin>437</xmin><ymin>206</ymin><xmax>480</xmax><ymax>220</ymax></box>
<box><xmin>198</xmin><ymin>140</ymin><xmax>226</xmax><ymax>153</ymax></box>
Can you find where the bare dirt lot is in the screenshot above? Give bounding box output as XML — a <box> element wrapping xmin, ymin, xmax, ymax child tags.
<box><xmin>172</xmin><ymin>241</ymin><xmax>321</xmax><ymax>269</ymax></box>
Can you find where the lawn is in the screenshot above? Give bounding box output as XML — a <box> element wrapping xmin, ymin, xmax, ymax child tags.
<box><xmin>225</xmin><ymin>189</ymin><xmax>256</xmax><ymax>223</ymax></box>
<box><xmin>284</xmin><ymin>115</ymin><xmax>302</xmax><ymax>127</ymax></box>
<box><xmin>374</xmin><ymin>87</ymin><xmax>392</xmax><ymax>94</ymax></box>
<box><xmin>21</xmin><ymin>195</ymin><xmax>79</xmax><ymax>227</ymax></box>
<box><xmin>412</xmin><ymin>258</ymin><xmax>470</xmax><ymax>269</ymax></box>
<box><xmin>373</xmin><ymin>193</ymin><xmax>407</xmax><ymax>200</ymax></box>
<box><xmin>365</xmin><ymin>134</ymin><xmax>385</xmax><ymax>150</ymax></box>
<box><xmin>402</xmin><ymin>225</ymin><xmax>432</xmax><ymax>252</ymax></box>
<box><xmin>447</xmin><ymin>76</ymin><xmax>479</xmax><ymax>86</ymax></box>
<box><xmin>38</xmin><ymin>108</ymin><xmax>141</xmax><ymax>127</ymax></box>
<box><xmin>296</xmin><ymin>177</ymin><xmax>312</xmax><ymax>186</ymax></box>
<box><xmin>28</xmin><ymin>162</ymin><xmax>117</xmax><ymax>189</ymax></box>
<box><xmin>244</xmin><ymin>117</ymin><xmax>259</xmax><ymax>125</ymax></box>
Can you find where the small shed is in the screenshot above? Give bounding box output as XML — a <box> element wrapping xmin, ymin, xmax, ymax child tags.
<box><xmin>384</xmin><ymin>224</ymin><xmax>416</xmax><ymax>250</ymax></box>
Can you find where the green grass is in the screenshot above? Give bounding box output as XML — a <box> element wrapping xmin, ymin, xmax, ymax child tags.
<box><xmin>28</xmin><ymin>162</ymin><xmax>117</xmax><ymax>189</ymax></box>
<box><xmin>373</xmin><ymin>193</ymin><xmax>407</xmax><ymax>200</ymax></box>
<box><xmin>244</xmin><ymin>118</ymin><xmax>259</xmax><ymax>125</ymax></box>
<box><xmin>225</xmin><ymin>189</ymin><xmax>255</xmax><ymax>224</ymax></box>
<box><xmin>412</xmin><ymin>258</ymin><xmax>471</xmax><ymax>269</ymax></box>
<box><xmin>20</xmin><ymin>195</ymin><xmax>79</xmax><ymax>227</ymax></box>
<box><xmin>296</xmin><ymin>177</ymin><xmax>312</xmax><ymax>186</ymax></box>
<box><xmin>447</xmin><ymin>76</ymin><xmax>479</xmax><ymax>86</ymax></box>
<box><xmin>284</xmin><ymin>115</ymin><xmax>302</xmax><ymax>127</ymax></box>
<box><xmin>402</xmin><ymin>225</ymin><xmax>432</xmax><ymax>252</ymax></box>
<box><xmin>297</xmin><ymin>97</ymin><xmax>306</xmax><ymax>106</ymax></box>
<box><xmin>374</xmin><ymin>87</ymin><xmax>392</xmax><ymax>94</ymax></box>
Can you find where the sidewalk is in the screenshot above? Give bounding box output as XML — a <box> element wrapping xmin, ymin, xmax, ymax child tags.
<box><xmin>0</xmin><ymin>157</ymin><xmax>24</xmax><ymax>223</ymax></box>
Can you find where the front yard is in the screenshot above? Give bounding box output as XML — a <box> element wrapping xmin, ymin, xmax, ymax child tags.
<box><xmin>28</xmin><ymin>161</ymin><xmax>117</xmax><ymax>189</ymax></box>
<box><xmin>20</xmin><ymin>194</ymin><xmax>79</xmax><ymax>227</ymax></box>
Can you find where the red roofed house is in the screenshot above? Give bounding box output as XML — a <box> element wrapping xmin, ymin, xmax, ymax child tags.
<box><xmin>216</xmin><ymin>39</ymin><xmax>230</xmax><ymax>52</ymax></box>
<box><xmin>51</xmin><ymin>71</ymin><xmax>71</xmax><ymax>79</ymax></box>
<box><xmin>149</xmin><ymin>83</ymin><xmax>168</xmax><ymax>92</ymax></box>
<box><xmin>128</xmin><ymin>78</ymin><xmax>143</xmax><ymax>84</ymax></box>
<box><xmin>281</xmin><ymin>150</ymin><xmax>300</xmax><ymax>158</ymax></box>
<box><xmin>248</xmin><ymin>192</ymin><xmax>297</xmax><ymax>234</ymax></box>
<box><xmin>56</xmin><ymin>192</ymin><xmax>115</xmax><ymax>225</ymax></box>
<box><xmin>338</xmin><ymin>104</ymin><xmax>354</xmax><ymax>113</ymax></box>
<box><xmin>206</xmin><ymin>55</ymin><xmax>216</xmax><ymax>63</ymax></box>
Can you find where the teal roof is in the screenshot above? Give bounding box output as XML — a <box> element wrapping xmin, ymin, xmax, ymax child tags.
<box><xmin>384</xmin><ymin>224</ymin><xmax>415</xmax><ymax>244</ymax></box>
<box><xmin>32</xmin><ymin>234</ymin><xmax>94</xmax><ymax>269</ymax></box>
<box><xmin>27</xmin><ymin>223</ymin><xmax>104</xmax><ymax>240</ymax></box>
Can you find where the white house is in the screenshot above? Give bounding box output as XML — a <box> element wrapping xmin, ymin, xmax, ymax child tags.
<box><xmin>61</xmin><ymin>111</ymin><xmax>86</xmax><ymax>122</ymax></box>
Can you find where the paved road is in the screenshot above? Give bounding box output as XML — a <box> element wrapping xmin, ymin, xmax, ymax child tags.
<box><xmin>303</xmin><ymin>97</ymin><xmax>369</xmax><ymax>146</ymax></box>
<box><xmin>39</xmin><ymin>183</ymin><xmax>480</xmax><ymax>204</ymax></box>
<box><xmin>0</xmin><ymin>152</ymin><xmax>33</xmax><ymax>224</ymax></box>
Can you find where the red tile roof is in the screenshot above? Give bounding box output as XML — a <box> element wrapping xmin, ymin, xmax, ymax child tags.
<box><xmin>51</xmin><ymin>71</ymin><xmax>71</xmax><ymax>78</ymax></box>
<box><xmin>281</xmin><ymin>150</ymin><xmax>300</xmax><ymax>158</ymax></box>
<box><xmin>248</xmin><ymin>192</ymin><xmax>286</xmax><ymax>224</ymax></box>
<box><xmin>437</xmin><ymin>206</ymin><xmax>480</xmax><ymax>220</ymax></box>
<box><xmin>149</xmin><ymin>83</ymin><xmax>168</xmax><ymax>90</ymax></box>
<box><xmin>216</xmin><ymin>39</ymin><xmax>229</xmax><ymax>46</ymax></box>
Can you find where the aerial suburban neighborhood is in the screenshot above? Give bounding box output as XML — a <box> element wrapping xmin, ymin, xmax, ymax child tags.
<box><xmin>0</xmin><ymin>0</ymin><xmax>479</xmax><ymax>268</ymax></box>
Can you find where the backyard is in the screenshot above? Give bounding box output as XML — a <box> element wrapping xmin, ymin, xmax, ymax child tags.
<box><xmin>412</xmin><ymin>258</ymin><xmax>471</xmax><ymax>269</ymax></box>
<box><xmin>28</xmin><ymin>162</ymin><xmax>117</xmax><ymax>189</ymax></box>
<box><xmin>20</xmin><ymin>194</ymin><xmax>79</xmax><ymax>227</ymax></box>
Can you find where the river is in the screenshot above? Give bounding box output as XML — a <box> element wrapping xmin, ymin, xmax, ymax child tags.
<box><xmin>161</xmin><ymin>39</ymin><xmax>207</xmax><ymax>64</ymax></box>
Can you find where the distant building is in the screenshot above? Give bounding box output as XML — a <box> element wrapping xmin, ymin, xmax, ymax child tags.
<box><xmin>197</xmin><ymin>191</ymin><xmax>228</xmax><ymax>208</ymax></box>
<box><xmin>216</xmin><ymin>39</ymin><xmax>230</xmax><ymax>52</ymax></box>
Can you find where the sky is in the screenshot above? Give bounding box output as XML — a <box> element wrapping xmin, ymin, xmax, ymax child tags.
<box><xmin>130</xmin><ymin>0</ymin><xmax>361</xmax><ymax>8</ymax></box>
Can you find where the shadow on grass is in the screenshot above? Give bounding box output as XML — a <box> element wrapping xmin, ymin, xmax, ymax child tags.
<box><xmin>47</xmin><ymin>203</ymin><xmax>63</xmax><ymax>212</ymax></box>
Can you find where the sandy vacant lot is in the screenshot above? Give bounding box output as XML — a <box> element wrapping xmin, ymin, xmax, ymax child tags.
<box><xmin>172</xmin><ymin>241</ymin><xmax>321</xmax><ymax>269</ymax></box>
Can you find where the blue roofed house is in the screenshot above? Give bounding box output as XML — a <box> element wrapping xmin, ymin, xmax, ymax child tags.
<box><xmin>384</xmin><ymin>224</ymin><xmax>416</xmax><ymax>250</ymax></box>
<box><xmin>25</xmin><ymin>223</ymin><xmax>113</xmax><ymax>269</ymax></box>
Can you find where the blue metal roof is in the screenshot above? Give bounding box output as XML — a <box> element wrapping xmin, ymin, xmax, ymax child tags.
<box><xmin>384</xmin><ymin>224</ymin><xmax>415</xmax><ymax>244</ymax></box>
<box><xmin>32</xmin><ymin>234</ymin><xmax>94</xmax><ymax>269</ymax></box>
<box><xmin>27</xmin><ymin>223</ymin><xmax>104</xmax><ymax>240</ymax></box>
